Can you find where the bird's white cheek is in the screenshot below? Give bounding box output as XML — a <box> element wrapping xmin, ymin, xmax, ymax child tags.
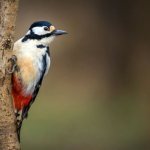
<box><xmin>48</xmin><ymin>36</ymin><xmax>55</xmax><ymax>43</ymax></box>
<box><xmin>32</xmin><ymin>27</ymin><xmax>48</xmax><ymax>35</ymax></box>
<box><xmin>41</xmin><ymin>36</ymin><xmax>55</xmax><ymax>45</ymax></box>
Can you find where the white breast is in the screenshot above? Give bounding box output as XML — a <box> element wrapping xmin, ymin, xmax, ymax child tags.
<box><xmin>13</xmin><ymin>39</ymin><xmax>50</xmax><ymax>95</ymax></box>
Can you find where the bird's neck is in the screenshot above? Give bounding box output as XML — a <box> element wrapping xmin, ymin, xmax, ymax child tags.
<box><xmin>22</xmin><ymin>39</ymin><xmax>49</xmax><ymax>47</ymax></box>
<box><xmin>22</xmin><ymin>32</ymin><xmax>54</xmax><ymax>46</ymax></box>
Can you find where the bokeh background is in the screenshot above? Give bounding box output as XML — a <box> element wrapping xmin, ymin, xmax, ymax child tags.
<box><xmin>15</xmin><ymin>0</ymin><xmax>150</xmax><ymax>150</ymax></box>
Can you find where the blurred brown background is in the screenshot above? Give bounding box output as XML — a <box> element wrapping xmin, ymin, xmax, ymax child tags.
<box><xmin>15</xmin><ymin>0</ymin><xmax>150</xmax><ymax>150</ymax></box>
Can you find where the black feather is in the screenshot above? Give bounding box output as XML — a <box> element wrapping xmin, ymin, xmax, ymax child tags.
<box><xmin>29</xmin><ymin>21</ymin><xmax>51</xmax><ymax>30</ymax></box>
<box><xmin>22</xmin><ymin>31</ymin><xmax>53</xmax><ymax>42</ymax></box>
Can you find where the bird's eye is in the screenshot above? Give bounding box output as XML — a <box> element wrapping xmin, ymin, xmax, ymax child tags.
<box><xmin>44</xmin><ymin>27</ymin><xmax>49</xmax><ymax>31</ymax></box>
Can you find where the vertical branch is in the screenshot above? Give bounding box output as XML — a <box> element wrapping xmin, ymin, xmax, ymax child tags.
<box><xmin>0</xmin><ymin>0</ymin><xmax>20</xmax><ymax>149</ymax></box>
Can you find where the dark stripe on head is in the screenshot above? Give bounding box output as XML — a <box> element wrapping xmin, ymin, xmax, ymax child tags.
<box><xmin>22</xmin><ymin>31</ymin><xmax>53</xmax><ymax>42</ymax></box>
<box><xmin>29</xmin><ymin>21</ymin><xmax>52</xmax><ymax>30</ymax></box>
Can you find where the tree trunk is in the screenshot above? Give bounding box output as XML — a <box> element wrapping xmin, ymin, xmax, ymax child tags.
<box><xmin>0</xmin><ymin>0</ymin><xmax>20</xmax><ymax>149</ymax></box>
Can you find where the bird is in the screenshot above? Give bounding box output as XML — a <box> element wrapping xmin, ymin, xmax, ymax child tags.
<box><xmin>12</xmin><ymin>21</ymin><xmax>67</xmax><ymax>141</ymax></box>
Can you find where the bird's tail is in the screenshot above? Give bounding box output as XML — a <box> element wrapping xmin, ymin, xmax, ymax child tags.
<box><xmin>15</xmin><ymin>111</ymin><xmax>23</xmax><ymax>142</ymax></box>
<box><xmin>17</xmin><ymin>121</ymin><xmax>23</xmax><ymax>142</ymax></box>
<box><xmin>15</xmin><ymin>107</ymin><xmax>28</xmax><ymax>142</ymax></box>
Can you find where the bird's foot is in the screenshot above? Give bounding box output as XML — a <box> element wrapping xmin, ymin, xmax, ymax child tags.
<box><xmin>7</xmin><ymin>55</ymin><xmax>18</xmax><ymax>74</ymax></box>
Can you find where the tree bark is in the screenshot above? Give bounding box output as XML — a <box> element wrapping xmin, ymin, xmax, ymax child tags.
<box><xmin>0</xmin><ymin>0</ymin><xmax>20</xmax><ymax>149</ymax></box>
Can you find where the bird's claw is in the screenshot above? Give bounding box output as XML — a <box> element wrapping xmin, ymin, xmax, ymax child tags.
<box><xmin>7</xmin><ymin>55</ymin><xmax>18</xmax><ymax>74</ymax></box>
<box><xmin>8</xmin><ymin>55</ymin><xmax>17</xmax><ymax>63</ymax></box>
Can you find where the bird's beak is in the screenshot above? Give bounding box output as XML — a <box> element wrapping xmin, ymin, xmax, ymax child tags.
<box><xmin>52</xmin><ymin>29</ymin><xmax>67</xmax><ymax>36</ymax></box>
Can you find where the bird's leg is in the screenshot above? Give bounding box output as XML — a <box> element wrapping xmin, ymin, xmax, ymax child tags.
<box><xmin>7</xmin><ymin>55</ymin><xmax>18</xmax><ymax>74</ymax></box>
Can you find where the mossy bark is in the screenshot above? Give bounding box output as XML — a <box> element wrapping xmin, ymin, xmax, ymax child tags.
<box><xmin>0</xmin><ymin>0</ymin><xmax>20</xmax><ymax>149</ymax></box>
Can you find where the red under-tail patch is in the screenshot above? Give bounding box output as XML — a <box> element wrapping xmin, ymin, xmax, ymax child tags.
<box><xmin>12</xmin><ymin>75</ymin><xmax>32</xmax><ymax>111</ymax></box>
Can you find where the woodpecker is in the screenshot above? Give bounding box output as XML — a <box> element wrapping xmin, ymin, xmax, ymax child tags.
<box><xmin>12</xmin><ymin>21</ymin><xmax>67</xmax><ymax>140</ymax></box>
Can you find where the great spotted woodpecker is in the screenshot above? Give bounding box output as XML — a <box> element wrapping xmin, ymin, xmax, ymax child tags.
<box><xmin>12</xmin><ymin>21</ymin><xmax>67</xmax><ymax>140</ymax></box>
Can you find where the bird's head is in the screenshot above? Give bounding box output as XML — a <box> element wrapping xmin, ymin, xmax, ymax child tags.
<box><xmin>22</xmin><ymin>21</ymin><xmax>67</xmax><ymax>45</ymax></box>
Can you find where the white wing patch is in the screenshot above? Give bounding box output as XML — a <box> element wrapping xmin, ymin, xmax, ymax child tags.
<box><xmin>45</xmin><ymin>53</ymin><xmax>50</xmax><ymax>75</ymax></box>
